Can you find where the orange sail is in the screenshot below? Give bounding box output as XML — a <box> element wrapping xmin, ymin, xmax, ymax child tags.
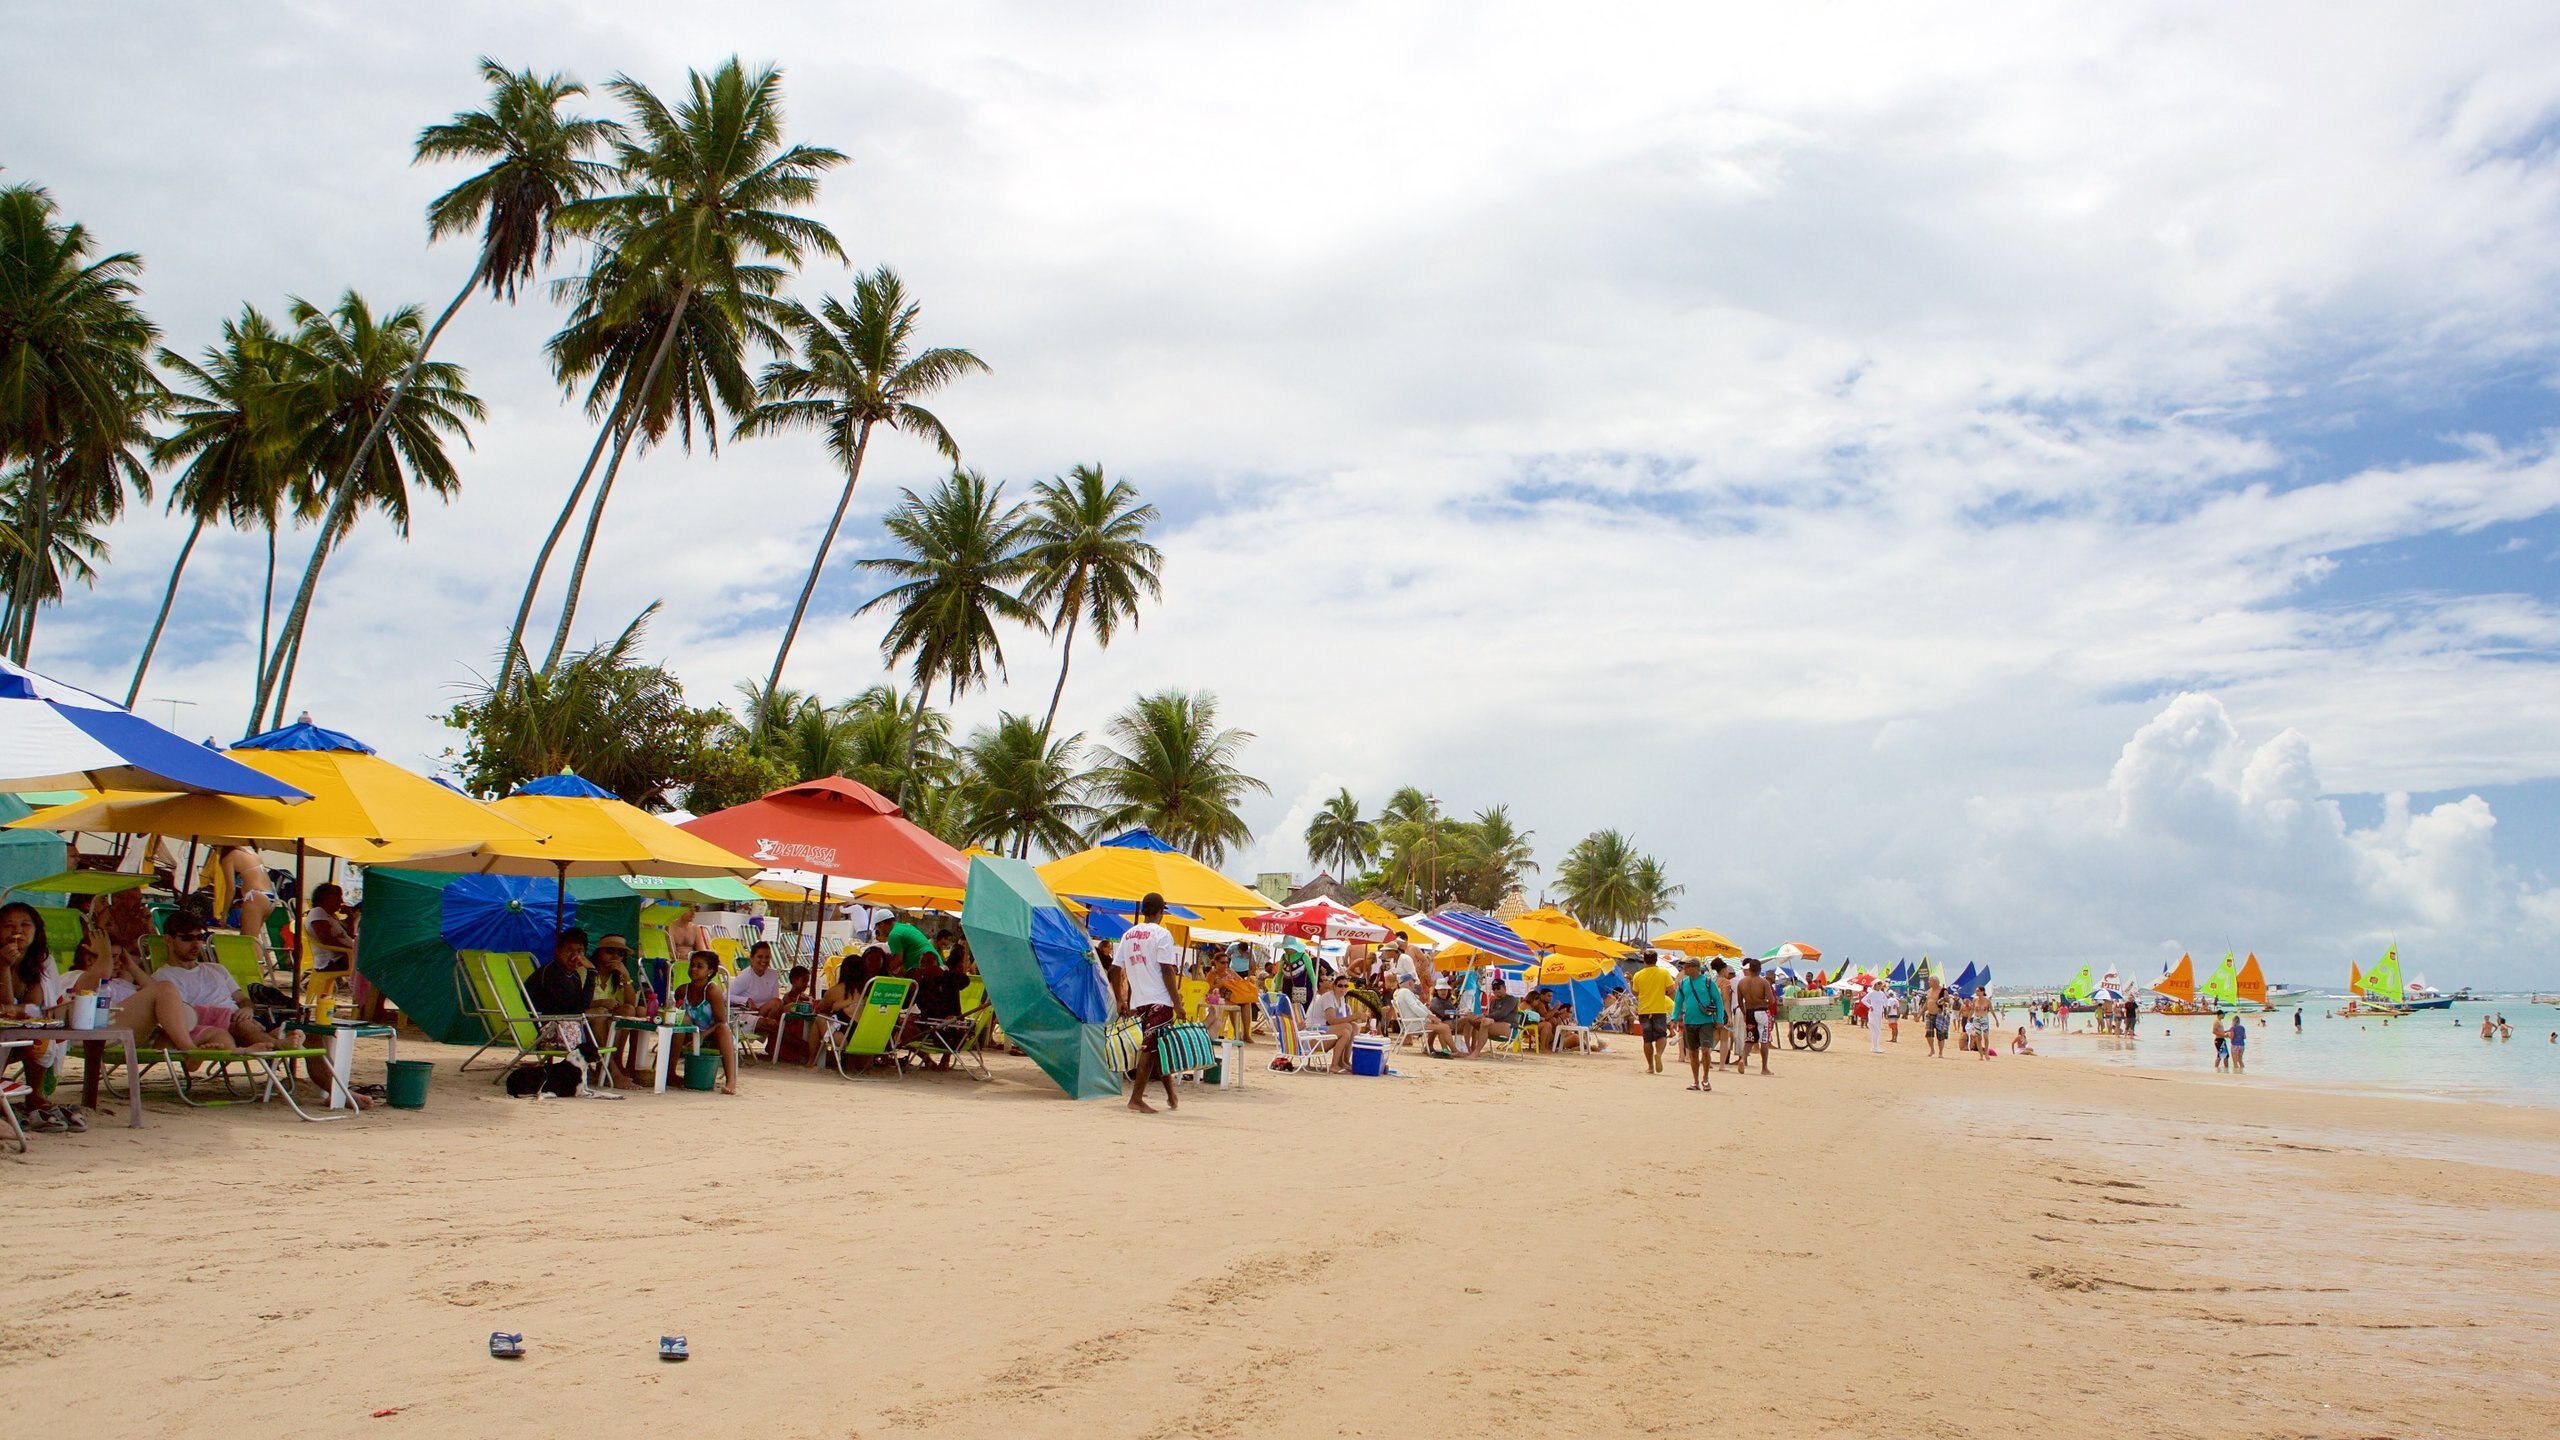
<box><xmin>2235</xmin><ymin>953</ymin><xmax>2267</xmax><ymax>1007</ymax></box>
<box><xmin>2349</xmin><ymin>962</ymin><xmax>2363</xmax><ymax>994</ymax></box>
<box><xmin>2154</xmin><ymin>953</ymin><xmax>2196</xmax><ymax>1003</ymax></box>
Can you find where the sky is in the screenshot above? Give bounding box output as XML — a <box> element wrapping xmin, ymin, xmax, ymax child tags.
<box><xmin>10</xmin><ymin>1</ymin><xmax>2560</xmax><ymax>987</ymax></box>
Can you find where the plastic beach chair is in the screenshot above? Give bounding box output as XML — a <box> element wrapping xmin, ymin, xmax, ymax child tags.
<box><xmin>830</xmin><ymin>976</ymin><xmax>914</xmax><ymax>1078</ymax></box>
<box><xmin>455</xmin><ymin>951</ymin><xmax>562</xmax><ymax>1073</ymax></box>
<box><xmin>1261</xmin><ymin>992</ymin><xmax>1332</xmax><ymax>1074</ymax></box>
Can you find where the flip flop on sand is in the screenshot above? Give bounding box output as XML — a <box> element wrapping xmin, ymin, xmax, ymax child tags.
<box><xmin>659</xmin><ymin>1336</ymin><xmax>688</xmax><ymax>1362</ymax></box>
<box><xmin>489</xmin><ymin>1332</ymin><xmax>524</xmax><ymax>1359</ymax></box>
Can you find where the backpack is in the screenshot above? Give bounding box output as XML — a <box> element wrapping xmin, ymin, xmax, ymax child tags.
<box><xmin>504</xmin><ymin>1060</ymin><xmax>582</xmax><ymax>1097</ymax></box>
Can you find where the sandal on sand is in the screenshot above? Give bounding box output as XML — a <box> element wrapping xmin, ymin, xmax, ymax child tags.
<box><xmin>29</xmin><ymin>1107</ymin><xmax>68</xmax><ymax>1133</ymax></box>
<box><xmin>489</xmin><ymin>1332</ymin><xmax>524</xmax><ymax>1359</ymax></box>
<box><xmin>659</xmin><ymin>1336</ymin><xmax>688</xmax><ymax>1362</ymax></box>
<box><xmin>59</xmin><ymin>1106</ymin><xmax>86</xmax><ymax>1133</ymax></box>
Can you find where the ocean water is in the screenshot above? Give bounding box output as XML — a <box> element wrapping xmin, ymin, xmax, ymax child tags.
<box><xmin>2025</xmin><ymin>998</ymin><xmax>2560</xmax><ymax>1110</ymax></box>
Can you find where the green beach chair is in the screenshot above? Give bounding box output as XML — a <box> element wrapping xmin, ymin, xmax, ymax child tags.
<box><xmin>829</xmin><ymin>975</ymin><xmax>914</xmax><ymax>1079</ymax></box>
<box><xmin>904</xmin><ymin>978</ymin><xmax>995</xmax><ymax>1080</ymax></box>
<box><xmin>32</xmin><ymin>905</ymin><xmax>82</xmax><ymax>961</ymax></box>
<box><xmin>455</xmin><ymin>950</ymin><xmax>562</xmax><ymax>1074</ymax></box>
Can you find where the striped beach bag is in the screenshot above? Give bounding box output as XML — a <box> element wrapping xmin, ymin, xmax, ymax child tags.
<box><xmin>1153</xmin><ymin>1021</ymin><xmax>1215</xmax><ymax>1075</ymax></box>
<box><xmin>1100</xmin><ymin>1017</ymin><xmax>1145</xmax><ymax>1072</ymax></box>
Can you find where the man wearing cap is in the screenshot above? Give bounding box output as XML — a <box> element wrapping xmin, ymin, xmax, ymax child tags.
<box><xmin>1673</xmin><ymin>957</ymin><xmax>1725</xmax><ymax>1091</ymax></box>
<box><xmin>146</xmin><ymin>914</ymin><xmax>366</xmax><ymax>1105</ymax></box>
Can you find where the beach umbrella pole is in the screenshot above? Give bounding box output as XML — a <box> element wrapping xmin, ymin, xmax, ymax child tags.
<box><xmin>291</xmin><ymin>838</ymin><xmax>308</xmax><ymax>1014</ymax></box>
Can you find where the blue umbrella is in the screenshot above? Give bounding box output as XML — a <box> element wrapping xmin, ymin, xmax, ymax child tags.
<box><xmin>1098</xmin><ymin>828</ymin><xmax>1180</xmax><ymax>852</ymax></box>
<box><xmin>0</xmin><ymin>657</ymin><xmax>307</xmax><ymax>798</ymax></box>
<box><xmin>1422</xmin><ymin>909</ymin><xmax>1539</xmax><ymax>964</ymax></box>
<box><xmin>510</xmin><ymin>772</ymin><xmax>617</xmax><ymax>799</ymax></box>
<box><xmin>439</xmin><ymin>873</ymin><xmax>568</xmax><ymax>955</ymax></box>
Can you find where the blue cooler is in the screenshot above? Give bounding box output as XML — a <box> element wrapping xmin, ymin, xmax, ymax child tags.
<box><xmin>1350</xmin><ymin>1036</ymin><xmax>1389</xmax><ymax>1077</ymax></box>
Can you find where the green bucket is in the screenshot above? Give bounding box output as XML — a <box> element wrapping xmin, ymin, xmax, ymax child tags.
<box><xmin>384</xmin><ymin>1058</ymin><xmax>433</xmax><ymax>1109</ymax></box>
<box><xmin>683</xmin><ymin>1051</ymin><xmax>720</xmax><ymax>1091</ymax></box>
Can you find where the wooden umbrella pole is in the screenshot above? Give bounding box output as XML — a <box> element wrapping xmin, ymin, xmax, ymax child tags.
<box><xmin>292</xmin><ymin>837</ymin><xmax>308</xmax><ymax>1015</ymax></box>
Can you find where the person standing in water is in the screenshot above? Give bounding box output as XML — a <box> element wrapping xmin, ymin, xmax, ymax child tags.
<box><xmin>2228</xmin><ymin>1013</ymin><xmax>2247</xmax><ymax>1073</ymax></box>
<box><xmin>2212</xmin><ymin>1014</ymin><xmax>2230</xmax><ymax>1071</ymax></box>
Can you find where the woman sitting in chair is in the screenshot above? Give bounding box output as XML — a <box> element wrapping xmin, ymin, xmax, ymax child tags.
<box><xmin>804</xmin><ymin>953</ymin><xmax>875</xmax><ymax>1069</ymax></box>
<box><xmin>673</xmin><ymin>950</ymin><xmax>740</xmax><ymax>1095</ymax></box>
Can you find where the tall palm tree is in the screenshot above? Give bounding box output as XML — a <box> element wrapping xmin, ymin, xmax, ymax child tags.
<box><xmin>0</xmin><ymin>183</ymin><xmax>160</xmax><ymax>661</ymax></box>
<box><xmin>853</xmin><ymin>469</ymin><xmax>1039</xmax><ymax>803</ymax></box>
<box><xmin>1452</xmin><ymin>803</ymin><xmax>1537</xmax><ymax>908</ymax></box>
<box><xmin>128</xmin><ymin>307</ymin><xmax>293</xmax><ymax>704</ymax></box>
<box><xmin>506</xmin><ymin>57</ymin><xmax>844</xmax><ymax>680</ymax></box>
<box><xmin>251</xmin><ymin>61</ymin><xmax>614</xmax><ymax>720</ymax></box>
<box><xmin>958</xmin><ymin>712</ymin><xmax>1094</xmax><ymax>858</ymax></box>
<box><xmin>1020</xmin><ymin>463</ymin><xmax>1161</xmax><ymax>741</ymax></box>
<box><xmin>253</xmin><ymin>291</ymin><xmax>482</xmax><ymax>730</ymax></box>
<box><xmin>1556</xmin><ymin>828</ymin><xmax>1643</xmax><ymax>937</ymax></box>
<box><xmin>1303</xmin><ymin>787</ymin><xmax>1375</xmax><ymax>878</ymax></box>
<box><xmin>835</xmin><ymin>682</ymin><xmax>954</xmax><ymax>804</ymax></box>
<box><xmin>534</xmin><ymin>251</ymin><xmax>785</xmax><ymax>670</ymax></box>
<box><xmin>0</xmin><ymin>461</ymin><xmax>113</xmax><ymax>629</ymax></box>
<box><xmin>1087</xmin><ymin>689</ymin><xmax>1269</xmax><ymax>865</ymax></box>
<box><xmin>1628</xmin><ymin>855</ymin><xmax>1683</xmax><ymax>941</ymax></box>
<box><xmin>719</xmin><ymin>677</ymin><xmax>814</xmax><ymax>765</ymax></box>
<box><xmin>742</xmin><ymin>268</ymin><xmax>985</xmax><ymax>698</ymax></box>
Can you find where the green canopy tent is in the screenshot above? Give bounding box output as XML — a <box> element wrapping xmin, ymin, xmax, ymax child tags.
<box><xmin>356</xmin><ymin>867</ymin><xmax>643</xmax><ymax>1044</ymax></box>
<box><xmin>960</xmin><ymin>855</ymin><xmax>1124</xmax><ymax>1100</ymax></box>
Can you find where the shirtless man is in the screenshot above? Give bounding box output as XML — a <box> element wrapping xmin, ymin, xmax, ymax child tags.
<box><xmin>222</xmin><ymin>846</ymin><xmax>278</xmax><ymax>962</ymax></box>
<box><xmin>1735</xmin><ymin>959</ymin><xmax>1776</xmax><ymax>1075</ymax></box>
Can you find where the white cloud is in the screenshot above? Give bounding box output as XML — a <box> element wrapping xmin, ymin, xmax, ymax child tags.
<box><xmin>9</xmin><ymin>1</ymin><xmax>2560</xmax><ymax>984</ymax></box>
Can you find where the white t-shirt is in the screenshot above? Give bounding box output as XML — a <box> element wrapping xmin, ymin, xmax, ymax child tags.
<box><xmin>1307</xmin><ymin>991</ymin><xmax>1353</xmax><ymax>1028</ymax></box>
<box><xmin>1391</xmin><ymin>988</ymin><xmax>1433</xmax><ymax>1027</ymax></box>
<box><xmin>727</xmin><ymin>967</ymin><xmax>782</xmax><ymax>1010</ymax></box>
<box><xmin>1118</xmin><ymin>923</ymin><xmax>1179</xmax><ymax>1010</ymax></box>
<box><xmin>159</xmin><ymin>960</ymin><xmax>238</xmax><ymax>1010</ymax></box>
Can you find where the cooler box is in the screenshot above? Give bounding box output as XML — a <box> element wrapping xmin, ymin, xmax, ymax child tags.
<box><xmin>1350</xmin><ymin>1036</ymin><xmax>1389</xmax><ymax>1077</ymax></box>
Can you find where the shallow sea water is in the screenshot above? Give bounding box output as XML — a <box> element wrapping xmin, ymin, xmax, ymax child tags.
<box><xmin>2020</xmin><ymin>998</ymin><xmax>2560</xmax><ymax>1109</ymax></box>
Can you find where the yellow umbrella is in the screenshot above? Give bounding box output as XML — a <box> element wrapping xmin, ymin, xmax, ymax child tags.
<box><xmin>1525</xmin><ymin>952</ymin><xmax>1610</xmax><ymax>983</ymax></box>
<box><xmin>1652</xmin><ymin>927</ymin><xmax>1744</xmax><ymax>959</ymax></box>
<box><xmin>851</xmin><ymin>881</ymin><xmax>966</xmax><ymax>913</ymax></box>
<box><xmin>12</xmin><ymin>720</ymin><xmax>547</xmax><ymax>1000</ymax></box>
<box><xmin>1037</xmin><ymin>832</ymin><xmax>1272</xmax><ymax>913</ymax></box>
<box><xmin>1509</xmin><ymin>907</ymin><xmax>1637</xmax><ymax>960</ymax></box>
<box><xmin>371</xmin><ymin>775</ymin><xmax>759</xmax><ymax>879</ymax></box>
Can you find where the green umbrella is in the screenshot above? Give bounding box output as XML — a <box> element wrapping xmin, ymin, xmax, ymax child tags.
<box><xmin>960</xmin><ymin>855</ymin><xmax>1124</xmax><ymax>1099</ymax></box>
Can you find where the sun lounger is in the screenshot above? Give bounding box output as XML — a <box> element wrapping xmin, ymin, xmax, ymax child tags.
<box><xmin>904</xmin><ymin>980</ymin><xmax>996</xmax><ymax>1080</ymax></box>
<box><xmin>1260</xmin><ymin>992</ymin><xmax>1333</xmax><ymax>1074</ymax></box>
<box><xmin>455</xmin><ymin>950</ymin><xmax>565</xmax><ymax>1074</ymax></box>
<box><xmin>112</xmin><ymin>1039</ymin><xmax>343</xmax><ymax>1122</ymax></box>
<box><xmin>829</xmin><ymin>975</ymin><xmax>913</xmax><ymax>1078</ymax></box>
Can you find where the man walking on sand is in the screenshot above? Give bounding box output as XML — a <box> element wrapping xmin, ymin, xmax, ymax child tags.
<box><xmin>1117</xmin><ymin>893</ymin><xmax>1183</xmax><ymax>1113</ymax></box>
<box><xmin>1710</xmin><ymin>959</ymin><xmax>1740</xmax><ymax>1071</ymax></box>
<box><xmin>1673</xmin><ymin>957</ymin><xmax>1724</xmax><ymax>1091</ymax></box>
<box><xmin>1736</xmin><ymin>959</ymin><xmax>1776</xmax><ymax>1075</ymax></box>
<box><xmin>1629</xmin><ymin>950</ymin><xmax>1676</xmax><ymax>1074</ymax></box>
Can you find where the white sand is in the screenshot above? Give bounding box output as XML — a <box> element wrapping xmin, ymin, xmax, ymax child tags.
<box><xmin>6</xmin><ymin>1030</ymin><xmax>2557</xmax><ymax>1437</ymax></box>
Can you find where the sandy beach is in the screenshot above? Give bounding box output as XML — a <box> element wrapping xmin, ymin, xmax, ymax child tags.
<box><xmin>6</xmin><ymin>1035</ymin><xmax>2556</xmax><ymax>1439</ymax></box>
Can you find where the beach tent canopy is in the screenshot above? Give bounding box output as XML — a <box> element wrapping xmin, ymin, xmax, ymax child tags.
<box><xmin>618</xmin><ymin>873</ymin><xmax>762</xmax><ymax>905</ymax></box>
<box><xmin>0</xmin><ymin>657</ymin><xmax>309</xmax><ymax>799</ymax></box>
<box><xmin>680</xmin><ymin>777</ymin><xmax>968</xmax><ymax>889</ymax></box>
<box><xmin>356</xmin><ymin>867</ymin><xmax>641</xmax><ymax>1043</ymax></box>
<box><xmin>1508</xmin><ymin>907</ymin><xmax>1636</xmax><ymax>960</ymax></box>
<box><xmin>960</xmin><ymin>854</ymin><xmax>1122</xmax><ymax>1099</ymax></box>
<box><xmin>1648</xmin><ymin>927</ymin><xmax>1743</xmax><ymax>959</ymax></box>
<box><xmin>1037</xmin><ymin>829</ymin><xmax>1271</xmax><ymax>913</ymax></box>
<box><xmin>13</xmin><ymin>719</ymin><xmax>540</xmax><ymax>859</ymax></box>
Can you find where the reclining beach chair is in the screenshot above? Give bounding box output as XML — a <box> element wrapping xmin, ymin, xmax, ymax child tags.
<box><xmin>455</xmin><ymin>950</ymin><xmax>564</xmax><ymax>1074</ymax></box>
<box><xmin>903</xmin><ymin>978</ymin><xmax>995</xmax><ymax>1080</ymax></box>
<box><xmin>829</xmin><ymin>975</ymin><xmax>914</xmax><ymax>1078</ymax></box>
<box><xmin>0</xmin><ymin>1041</ymin><xmax>29</xmax><ymax>1152</ymax></box>
<box><xmin>1260</xmin><ymin>992</ymin><xmax>1333</xmax><ymax>1074</ymax></box>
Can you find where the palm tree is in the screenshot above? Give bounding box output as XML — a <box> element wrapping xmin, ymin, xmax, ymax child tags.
<box><xmin>1303</xmin><ymin>787</ymin><xmax>1375</xmax><ymax>878</ymax></box>
<box><xmin>741</xmin><ymin>269</ymin><xmax>985</xmax><ymax>698</ymax></box>
<box><xmin>1628</xmin><ymin>855</ymin><xmax>1683</xmax><ymax>941</ymax></box>
<box><xmin>251</xmin><ymin>61</ymin><xmax>614</xmax><ymax>721</ymax></box>
<box><xmin>507</xmin><ymin>57</ymin><xmax>844</xmax><ymax>680</ymax></box>
<box><xmin>1450</xmin><ymin>803</ymin><xmax>1537</xmax><ymax>909</ymax></box>
<box><xmin>127</xmin><ymin>307</ymin><xmax>293</xmax><ymax>704</ymax></box>
<box><xmin>835</xmin><ymin>683</ymin><xmax>955</xmax><ymax>804</ymax></box>
<box><xmin>1373</xmin><ymin>787</ymin><xmax>1447</xmax><ymax>905</ymax></box>
<box><xmin>534</xmin><ymin>250</ymin><xmax>784</xmax><ymax>669</ymax></box>
<box><xmin>853</xmin><ymin>469</ymin><xmax>1040</xmax><ymax>804</ymax></box>
<box><xmin>1556</xmin><ymin>828</ymin><xmax>1642</xmax><ymax>937</ymax></box>
<box><xmin>718</xmin><ymin>677</ymin><xmax>814</xmax><ymax>766</ymax></box>
<box><xmin>253</xmin><ymin>291</ymin><xmax>482</xmax><ymax>730</ymax></box>
<box><xmin>0</xmin><ymin>462</ymin><xmax>113</xmax><ymax>627</ymax></box>
<box><xmin>0</xmin><ymin>183</ymin><xmax>160</xmax><ymax>661</ymax></box>
<box><xmin>1087</xmin><ymin>689</ymin><xmax>1269</xmax><ymax>865</ymax></box>
<box><xmin>958</xmin><ymin>712</ymin><xmax>1095</xmax><ymax>858</ymax></box>
<box><xmin>1020</xmin><ymin>463</ymin><xmax>1162</xmax><ymax>741</ymax></box>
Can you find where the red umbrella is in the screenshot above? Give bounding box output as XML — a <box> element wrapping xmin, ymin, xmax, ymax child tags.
<box><xmin>678</xmin><ymin>777</ymin><xmax>968</xmax><ymax>887</ymax></box>
<box><xmin>1243</xmin><ymin>898</ymin><xmax>1390</xmax><ymax>943</ymax></box>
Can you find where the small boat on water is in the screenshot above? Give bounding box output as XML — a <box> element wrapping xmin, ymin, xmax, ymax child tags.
<box><xmin>2262</xmin><ymin>983</ymin><xmax>2312</xmax><ymax>1008</ymax></box>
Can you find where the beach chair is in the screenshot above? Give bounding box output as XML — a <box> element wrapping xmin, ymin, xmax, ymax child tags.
<box><xmin>106</xmin><ymin>1030</ymin><xmax>342</xmax><ymax>1122</ymax></box>
<box><xmin>829</xmin><ymin>976</ymin><xmax>914</xmax><ymax>1078</ymax></box>
<box><xmin>32</xmin><ymin>905</ymin><xmax>82</xmax><ymax>961</ymax></box>
<box><xmin>1261</xmin><ymin>992</ymin><xmax>1332</xmax><ymax>1074</ymax></box>
<box><xmin>905</xmin><ymin>979</ymin><xmax>996</xmax><ymax>1080</ymax></box>
<box><xmin>455</xmin><ymin>950</ymin><xmax>562</xmax><ymax>1073</ymax></box>
<box><xmin>208</xmin><ymin>933</ymin><xmax>296</xmax><ymax>1029</ymax></box>
<box><xmin>0</xmin><ymin>1041</ymin><xmax>29</xmax><ymax>1152</ymax></box>
<box><xmin>1553</xmin><ymin>983</ymin><xmax>1605</xmax><ymax>1056</ymax></box>
<box><xmin>710</xmin><ymin>936</ymin><xmax>741</xmax><ymax>974</ymax></box>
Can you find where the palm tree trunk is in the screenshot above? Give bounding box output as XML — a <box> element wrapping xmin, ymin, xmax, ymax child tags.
<box><xmin>245</xmin><ymin>526</ymin><xmax>276</xmax><ymax>736</ymax></box>
<box><xmin>500</xmin><ymin>402</ymin><xmax>624</xmax><ymax>688</ymax></box>
<box><xmin>899</xmin><ymin>674</ymin><xmax>933</xmax><ymax>812</ymax></box>
<box><xmin>8</xmin><ymin>452</ymin><xmax>53</xmax><ymax>663</ymax></box>
<box><xmin>765</xmin><ymin>417</ymin><xmax>874</xmax><ymax>698</ymax></box>
<box><xmin>256</xmin><ymin>532</ymin><xmax>329</xmax><ymax>733</ymax></box>
<box><xmin>539</xmin><ymin>284</ymin><xmax>691</xmax><ymax>676</ymax></box>
<box><xmin>270</xmin><ymin>611</ymin><xmax>309</xmax><ymax>724</ymax></box>
<box><xmin>541</xmin><ymin>418</ymin><xmax>637</xmax><ymax>672</ymax></box>
<box><xmin>249</xmin><ymin>273</ymin><xmax>477</xmax><ymax>730</ymax></box>
<box><xmin>1036</xmin><ymin>597</ymin><xmax>1082</xmax><ymax>742</ymax></box>
<box><xmin>124</xmin><ymin>514</ymin><xmax>206</xmax><ymax>706</ymax></box>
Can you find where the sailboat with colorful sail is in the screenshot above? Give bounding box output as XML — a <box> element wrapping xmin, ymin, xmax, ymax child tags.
<box><xmin>2347</xmin><ymin>946</ymin><xmax>2416</xmax><ymax>1015</ymax></box>
<box><xmin>2201</xmin><ymin>952</ymin><xmax>2241</xmax><ymax>1008</ymax></box>
<box><xmin>2147</xmin><ymin>953</ymin><xmax>2211</xmax><ymax>1014</ymax></box>
<box><xmin>2059</xmin><ymin>963</ymin><xmax>2096</xmax><ymax>1010</ymax></box>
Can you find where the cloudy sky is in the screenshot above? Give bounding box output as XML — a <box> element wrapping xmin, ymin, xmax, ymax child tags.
<box><xmin>12</xmin><ymin>2</ymin><xmax>2560</xmax><ymax>986</ymax></box>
